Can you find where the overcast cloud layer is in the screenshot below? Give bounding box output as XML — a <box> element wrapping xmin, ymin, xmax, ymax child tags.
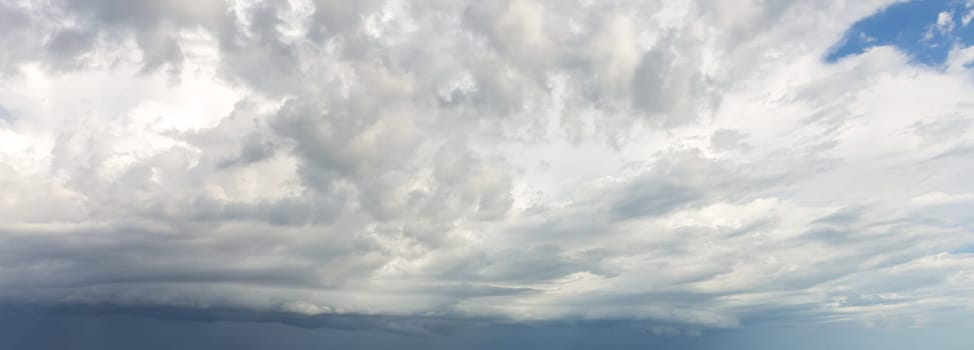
<box><xmin>1</xmin><ymin>0</ymin><xmax>974</xmax><ymax>337</ymax></box>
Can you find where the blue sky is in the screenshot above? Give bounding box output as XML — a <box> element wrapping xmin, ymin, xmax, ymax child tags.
<box><xmin>1</xmin><ymin>0</ymin><xmax>973</xmax><ymax>349</ymax></box>
<box><xmin>827</xmin><ymin>0</ymin><xmax>974</xmax><ymax>66</ymax></box>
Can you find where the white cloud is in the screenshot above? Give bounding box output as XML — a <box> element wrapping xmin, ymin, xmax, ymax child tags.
<box><xmin>911</xmin><ymin>192</ymin><xmax>974</xmax><ymax>206</ymax></box>
<box><xmin>938</xmin><ymin>10</ymin><xmax>955</xmax><ymax>33</ymax></box>
<box><xmin>0</xmin><ymin>0</ymin><xmax>972</xmax><ymax>334</ymax></box>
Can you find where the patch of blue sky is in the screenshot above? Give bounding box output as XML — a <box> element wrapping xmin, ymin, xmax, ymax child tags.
<box><xmin>0</xmin><ymin>104</ymin><xmax>11</xmax><ymax>124</ymax></box>
<box><xmin>952</xmin><ymin>244</ymin><xmax>974</xmax><ymax>254</ymax></box>
<box><xmin>826</xmin><ymin>0</ymin><xmax>974</xmax><ymax>67</ymax></box>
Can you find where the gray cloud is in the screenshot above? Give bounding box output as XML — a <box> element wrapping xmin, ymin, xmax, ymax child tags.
<box><xmin>0</xmin><ymin>0</ymin><xmax>972</xmax><ymax>338</ymax></box>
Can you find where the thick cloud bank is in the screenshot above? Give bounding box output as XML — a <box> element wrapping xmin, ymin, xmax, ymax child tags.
<box><xmin>1</xmin><ymin>0</ymin><xmax>974</xmax><ymax>334</ymax></box>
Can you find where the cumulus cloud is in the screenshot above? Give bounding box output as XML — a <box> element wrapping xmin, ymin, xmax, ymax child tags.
<box><xmin>1</xmin><ymin>0</ymin><xmax>973</xmax><ymax>335</ymax></box>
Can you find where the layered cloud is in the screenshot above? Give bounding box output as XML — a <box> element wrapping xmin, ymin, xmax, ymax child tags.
<box><xmin>1</xmin><ymin>0</ymin><xmax>973</xmax><ymax>335</ymax></box>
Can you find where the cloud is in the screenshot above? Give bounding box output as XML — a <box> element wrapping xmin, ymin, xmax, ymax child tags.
<box><xmin>0</xmin><ymin>0</ymin><xmax>973</xmax><ymax>336</ymax></box>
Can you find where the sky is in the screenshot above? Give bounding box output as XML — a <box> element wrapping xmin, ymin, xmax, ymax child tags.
<box><xmin>0</xmin><ymin>0</ymin><xmax>973</xmax><ymax>349</ymax></box>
